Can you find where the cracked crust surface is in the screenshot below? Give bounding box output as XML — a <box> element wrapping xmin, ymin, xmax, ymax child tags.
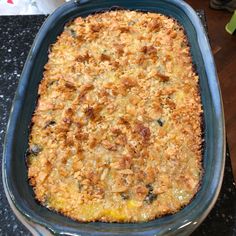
<box><xmin>27</xmin><ymin>10</ymin><xmax>203</xmax><ymax>222</ymax></box>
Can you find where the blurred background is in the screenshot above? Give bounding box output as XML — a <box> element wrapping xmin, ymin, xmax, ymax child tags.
<box><xmin>0</xmin><ymin>0</ymin><xmax>65</xmax><ymax>15</ymax></box>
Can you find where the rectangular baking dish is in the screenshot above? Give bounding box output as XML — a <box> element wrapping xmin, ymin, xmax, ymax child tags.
<box><xmin>2</xmin><ymin>0</ymin><xmax>225</xmax><ymax>235</ymax></box>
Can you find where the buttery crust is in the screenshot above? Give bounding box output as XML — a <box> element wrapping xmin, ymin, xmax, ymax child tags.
<box><xmin>27</xmin><ymin>10</ymin><xmax>203</xmax><ymax>222</ymax></box>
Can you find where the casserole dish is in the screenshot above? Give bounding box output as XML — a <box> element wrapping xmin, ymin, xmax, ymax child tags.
<box><xmin>2</xmin><ymin>0</ymin><xmax>225</xmax><ymax>235</ymax></box>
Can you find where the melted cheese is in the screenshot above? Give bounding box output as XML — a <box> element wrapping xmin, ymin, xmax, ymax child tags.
<box><xmin>28</xmin><ymin>10</ymin><xmax>202</xmax><ymax>222</ymax></box>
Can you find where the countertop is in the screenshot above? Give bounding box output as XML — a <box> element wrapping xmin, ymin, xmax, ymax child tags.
<box><xmin>0</xmin><ymin>15</ymin><xmax>236</xmax><ymax>236</ymax></box>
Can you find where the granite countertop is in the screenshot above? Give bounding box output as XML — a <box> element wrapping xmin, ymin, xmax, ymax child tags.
<box><xmin>0</xmin><ymin>15</ymin><xmax>236</xmax><ymax>236</ymax></box>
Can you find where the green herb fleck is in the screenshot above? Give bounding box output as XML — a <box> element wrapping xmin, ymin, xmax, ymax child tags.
<box><xmin>69</xmin><ymin>29</ymin><xmax>77</xmax><ymax>38</ymax></box>
<box><xmin>157</xmin><ymin>118</ymin><xmax>164</xmax><ymax>127</ymax></box>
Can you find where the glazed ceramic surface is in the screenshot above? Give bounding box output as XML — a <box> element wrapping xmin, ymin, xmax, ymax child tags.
<box><xmin>2</xmin><ymin>0</ymin><xmax>225</xmax><ymax>235</ymax></box>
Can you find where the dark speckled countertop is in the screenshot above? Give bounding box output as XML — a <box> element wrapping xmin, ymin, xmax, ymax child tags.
<box><xmin>0</xmin><ymin>14</ymin><xmax>236</xmax><ymax>236</ymax></box>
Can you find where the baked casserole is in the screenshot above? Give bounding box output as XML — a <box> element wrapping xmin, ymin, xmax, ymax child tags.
<box><xmin>27</xmin><ymin>10</ymin><xmax>203</xmax><ymax>222</ymax></box>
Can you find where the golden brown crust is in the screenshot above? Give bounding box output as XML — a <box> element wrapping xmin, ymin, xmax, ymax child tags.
<box><xmin>27</xmin><ymin>10</ymin><xmax>203</xmax><ymax>222</ymax></box>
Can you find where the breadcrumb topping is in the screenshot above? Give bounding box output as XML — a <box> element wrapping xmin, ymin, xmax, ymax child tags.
<box><xmin>27</xmin><ymin>10</ymin><xmax>203</xmax><ymax>222</ymax></box>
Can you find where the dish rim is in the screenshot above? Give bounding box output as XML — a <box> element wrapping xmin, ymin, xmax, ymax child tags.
<box><xmin>2</xmin><ymin>0</ymin><xmax>225</xmax><ymax>235</ymax></box>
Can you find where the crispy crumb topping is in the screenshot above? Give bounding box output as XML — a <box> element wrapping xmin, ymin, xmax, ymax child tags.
<box><xmin>28</xmin><ymin>10</ymin><xmax>202</xmax><ymax>222</ymax></box>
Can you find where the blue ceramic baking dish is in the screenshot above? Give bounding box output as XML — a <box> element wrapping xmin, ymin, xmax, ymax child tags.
<box><xmin>2</xmin><ymin>0</ymin><xmax>225</xmax><ymax>235</ymax></box>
